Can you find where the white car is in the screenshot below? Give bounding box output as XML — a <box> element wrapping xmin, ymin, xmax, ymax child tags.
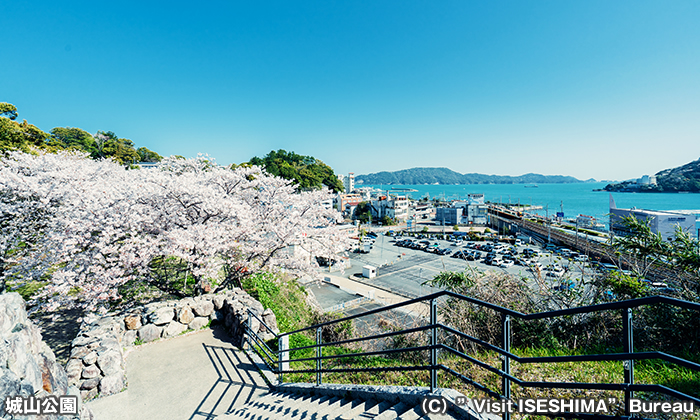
<box><xmin>498</xmin><ymin>260</ymin><xmax>514</xmax><ymax>268</ymax></box>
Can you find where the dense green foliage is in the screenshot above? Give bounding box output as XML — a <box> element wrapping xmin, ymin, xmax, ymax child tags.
<box><xmin>655</xmin><ymin>157</ymin><xmax>700</xmax><ymax>192</ymax></box>
<box><xmin>605</xmin><ymin>157</ymin><xmax>700</xmax><ymax>193</ymax></box>
<box><xmin>353</xmin><ymin>201</ymin><xmax>372</xmax><ymax>223</ymax></box>
<box><xmin>248</xmin><ymin>149</ymin><xmax>344</xmax><ymax>192</ymax></box>
<box><xmin>355</xmin><ymin>167</ymin><xmax>584</xmax><ymax>185</ymax></box>
<box><xmin>241</xmin><ymin>272</ymin><xmax>316</xmax><ymax>332</ymax></box>
<box><xmin>611</xmin><ymin>215</ymin><xmax>700</xmax><ymax>295</ymax></box>
<box><xmin>0</xmin><ymin>102</ymin><xmax>162</xmax><ymax>164</ymax></box>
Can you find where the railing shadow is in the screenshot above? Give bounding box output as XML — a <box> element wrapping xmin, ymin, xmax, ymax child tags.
<box><xmin>189</xmin><ymin>339</ymin><xmax>269</xmax><ymax>420</ymax></box>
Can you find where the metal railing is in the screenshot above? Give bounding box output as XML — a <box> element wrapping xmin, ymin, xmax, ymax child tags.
<box><xmin>244</xmin><ymin>291</ymin><xmax>700</xmax><ymax>419</ymax></box>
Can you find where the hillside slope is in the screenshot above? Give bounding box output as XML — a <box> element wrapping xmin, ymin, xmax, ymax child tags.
<box><xmin>356</xmin><ymin>167</ymin><xmax>582</xmax><ymax>185</ymax></box>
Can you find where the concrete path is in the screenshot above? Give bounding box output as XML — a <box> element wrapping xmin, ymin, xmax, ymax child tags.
<box><xmin>87</xmin><ymin>327</ymin><xmax>268</xmax><ymax>420</ymax></box>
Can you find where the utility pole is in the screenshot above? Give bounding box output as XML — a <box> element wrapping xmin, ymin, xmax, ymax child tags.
<box><xmin>546</xmin><ymin>204</ymin><xmax>551</xmax><ymax>243</ymax></box>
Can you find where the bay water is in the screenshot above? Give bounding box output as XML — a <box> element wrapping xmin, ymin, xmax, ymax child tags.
<box><xmin>364</xmin><ymin>182</ymin><xmax>700</xmax><ymax>228</ymax></box>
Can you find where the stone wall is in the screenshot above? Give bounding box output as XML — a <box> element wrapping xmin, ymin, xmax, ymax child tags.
<box><xmin>67</xmin><ymin>288</ymin><xmax>278</xmax><ymax>401</ymax></box>
<box><xmin>0</xmin><ymin>292</ymin><xmax>92</xmax><ymax>420</ymax></box>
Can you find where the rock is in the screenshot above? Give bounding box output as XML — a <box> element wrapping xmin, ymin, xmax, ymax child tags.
<box><xmin>66</xmin><ymin>358</ymin><xmax>83</xmax><ymax>385</ymax></box>
<box><xmin>81</xmin><ymin>387</ymin><xmax>98</xmax><ymax>401</ymax></box>
<box><xmin>0</xmin><ymin>293</ymin><xmax>27</xmax><ymax>335</ymax></box>
<box><xmin>81</xmin><ymin>365</ymin><xmax>100</xmax><ymax>379</ymax></box>
<box><xmin>122</xmin><ymin>330</ymin><xmax>137</xmax><ymax>346</ymax></box>
<box><xmin>5</xmin><ymin>334</ymin><xmax>30</xmax><ymax>379</ymax></box>
<box><xmin>70</xmin><ymin>345</ymin><xmax>92</xmax><ymax>359</ymax></box>
<box><xmin>148</xmin><ymin>307</ymin><xmax>175</xmax><ymax>325</ymax></box>
<box><xmin>193</xmin><ymin>300</ymin><xmax>214</xmax><ymax>317</ymax></box>
<box><xmin>124</xmin><ymin>315</ymin><xmax>142</xmax><ymax>330</ymax></box>
<box><xmin>0</xmin><ymin>369</ymin><xmax>21</xmax><ymax>402</ymax></box>
<box><xmin>72</xmin><ymin>335</ymin><xmax>100</xmax><ymax>348</ymax></box>
<box><xmin>177</xmin><ymin>306</ymin><xmax>195</xmax><ymax>325</ymax></box>
<box><xmin>188</xmin><ymin>317</ymin><xmax>209</xmax><ymax>330</ymax></box>
<box><xmin>95</xmin><ymin>338</ymin><xmax>120</xmax><ymax>354</ymax></box>
<box><xmin>137</xmin><ymin>324</ymin><xmax>161</xmax><ymax>343</ymax></box>
<box><xmin>262</xmin><ymin>309</ymin><xmax>280</xmax><ymax>335</ymax></box>
<box><xmin>163</xmin><ymin>321</ymin><xmax>187</xmax><ymax>338</ymax></box>
<box><xmin>67</xmin><ymin>385</ymin><xmax>83</xmax><ymax>412</ymax></box>
<box><xmin>212</xmin><ymin>295</ymin><xmax>226</xmax><ymax>310</ymax></box>
<box><xmin>250</xmin><ymin>316</ymin><xmax>261</xmax><ymax>337</ymax></box>
<box><xmin>39</xmin><ymin>352</ymin><xmax>68</xmax><ymax>396</ymax></box>
<box><xmin>97</xmin><ymin>351</ymin><xmax>123</xmax><ymax>377</ymax></box>
<box><xmin>82</xmin><ymin>351</ymin><xmax>97</xmax><ymax>366</ymax></box>
<box><xmin>99</xmin><ymin>373</ymin><xmax>124</xmax><ymax>396</ymax></box>
<box><xmin>80</xmin><ymin>377</ymin><xmax>100</xmax><ymax>390</ymax></box>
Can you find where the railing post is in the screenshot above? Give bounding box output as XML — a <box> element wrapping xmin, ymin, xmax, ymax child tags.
<box><xmin>246</xmin><ymin>311</ymin><xmax>252</xmax><ymax>350</ymax></box>
<box><xmin>502</xmin><ymin>314</ymin><xmax>511</xmax><ymax>420</ymax></box>
<box><xmin>278</xmin><ymin>334</ymin><xmax>288</xmax><ymax>384</ymax></box>
<box><xmin>430</xmin><ymin>298</ymin><xmax>438</xmax><ymax>393</ymax></box>
<box><xmin>623</xmin><ymin>307</ymin><xmax>634</xmax><ymax>416</ymax></box>
<box><xmin>316</xmin><ymin>327</ymin><xmax>322</xmax><ymax>386</ymax></box>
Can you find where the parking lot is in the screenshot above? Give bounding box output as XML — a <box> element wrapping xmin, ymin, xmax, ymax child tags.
<box><xmin>347</xmin><ymin>231</ymin><xmax>597</xmax><ymax>300</ymax></box>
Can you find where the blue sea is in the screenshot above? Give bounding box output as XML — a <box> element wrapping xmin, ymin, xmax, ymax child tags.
<box><xmin>364</xmin><ymin>183</ymin><xmax>700</xmax><ymax>228</ymax></box>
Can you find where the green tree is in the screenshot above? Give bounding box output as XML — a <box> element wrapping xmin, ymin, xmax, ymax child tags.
<box><xmin>611</xmin><ymin>215</ymin><xmax>700</xmax><ymax>297</ymax></box>
<box><xmin>137</xmin><ymin>147</ymin><xmax>162</xmax><ymax>163</ymax></box>
<box><xmin>0</xmin><ymin>103</ymin><xmax>50</xmax><ymax>152</ymax></box>
<box><xmin>354</xmin><ymin>202</ymin><xmax>372</xmax><ymax>224</ymax></box>
<box><xmin>50</xmin><ymin>127</ymin><xmax>96</xmax><ymax>153</ymax></box>
<box><xmin>249</xmin><ymin>149</ymin><xmax>344</xmax><ymax>192</ymax></box>
<box><xmin>0</xmin><ymin>103</ymin><xmax>18</xmax><ymax>120</ymax></box>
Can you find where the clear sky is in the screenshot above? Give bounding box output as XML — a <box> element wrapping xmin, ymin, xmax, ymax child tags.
<box><xmin>2</xmin><ymin>1</ymin><xmax>699</xmax><ymax>181</ymax></box>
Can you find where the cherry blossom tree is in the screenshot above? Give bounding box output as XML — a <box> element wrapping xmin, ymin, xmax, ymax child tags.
<box><xmin>0</xmin><ymin>150</ymin><xmax>350</xmax><ymax>311</ymax></box>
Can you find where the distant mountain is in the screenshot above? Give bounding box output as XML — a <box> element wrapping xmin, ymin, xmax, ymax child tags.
<box><xmin>355</xmin><ymin>167</ymin><xmax>583</xmax><ymax>185</ymax></box>
<box><xmin>605</xmin><ymin>157</ymin><xmax>700</xmax><ymax>193</ymax></box>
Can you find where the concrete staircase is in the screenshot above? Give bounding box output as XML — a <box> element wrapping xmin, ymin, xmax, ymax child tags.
<box><xmin>224</xmin><ymin>389</ymin><xmax>460</xmax><ymax>419</ymax></box>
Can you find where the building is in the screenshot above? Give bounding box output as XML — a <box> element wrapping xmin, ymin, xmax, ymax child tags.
<box><xmin>344</xmin><ymin>172</ymin><xmax>355</xmax><ymax>193</ymax></box>
<box><xmin>411</xmin><ymin>202</ymin><xmax>433</xmax><ymax>219</ymax></box>
<box><xmin>467</xmin><ymin>193</ymin><xmax>485</xmax><ymax>205</ymax></box>
<box><xmin>335</xmin><ymin>193</ymin><xmax>363</xmax><ymax>214</ymax></box>
<box><xmin>609</xmin><ymin>195</ymin><xmax>697</xmax><ymax>240</ymax></box>
<box><xmin>435</xmin><ymin>207</ymin><xmax>463</xmax><ymax>226</ymax></box>
<box><xmin>368</xmin><ymin>195</ymin><xmax>409</xmax><ymax>223</ymax></box>
<box><xmin>385</xmin><ymin>195</ymin><xmax>409</xmax><ymax>222</ymax></box>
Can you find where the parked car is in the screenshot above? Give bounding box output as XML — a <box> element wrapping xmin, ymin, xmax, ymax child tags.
<box><xmin>498</xmin><ymin>260</ymin><xmax>514</xmax><ymax>268</ymax></box>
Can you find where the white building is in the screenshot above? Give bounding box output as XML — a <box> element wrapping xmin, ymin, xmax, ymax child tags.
<box><xmin>609</xmin><ymin>195</ymin><xmax>697</xmax><ymax>240</ymax></box>
<box><xmin>385</xmin><ymin>196</ymin><xmax>409</xmax><ymax>221</ymax></box>
<box><xmin>344</xmin><ymin>172</ymin><xmax>355</xmax><ymax>193</ymax></box>
<box><xmin>368</xmin><ymin>195</ymin><xmax>409</xmax><ymax>223</ymax></box>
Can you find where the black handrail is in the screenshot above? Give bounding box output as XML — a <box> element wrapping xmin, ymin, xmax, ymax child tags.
<box><xmin>244</xmin><ymin>290</ymin><xmax>700</xmax><ymax>420</ymax></box>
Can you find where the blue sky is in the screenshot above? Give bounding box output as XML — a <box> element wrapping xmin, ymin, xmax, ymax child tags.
<box><xmin>2</xmin><ymin>1</ymin><xmax>699</xmax><ymax>181</ymax></box>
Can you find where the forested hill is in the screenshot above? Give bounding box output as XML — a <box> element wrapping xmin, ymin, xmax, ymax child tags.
<box><xmin>605</xmin><ymin>158</ymin><xmax>700</xmax><ymax>193</ymax></box>
<box><xmin>247</xmin><ymin>149</ymin><xmax>345</xmax><ymax>193</ymax></box>
<box><xmin>0</xmin><ymin>102</ymin><xmax>162</xmax><ymax>164</ymax></box>
<box><xmin>356</xmin><ymin>167</ymin><xmax>584</xmax><ymax>185</ymax></box>
<box><xmin>655</xmin><ymin>158</ymin><xmax>700</xmax><ymax>192</ymax></box>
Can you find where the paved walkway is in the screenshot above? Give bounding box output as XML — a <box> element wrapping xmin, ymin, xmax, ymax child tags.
<box><xmin>87</xmin><ymin>327</ymin><xmax>268</xmax><ymax>420</ymax></box>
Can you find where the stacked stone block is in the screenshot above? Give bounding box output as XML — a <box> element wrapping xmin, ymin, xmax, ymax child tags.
<box><xmin>67</xmin><ymin>288</ymin><xmax>278</xmax><ymax>401</ymax></box>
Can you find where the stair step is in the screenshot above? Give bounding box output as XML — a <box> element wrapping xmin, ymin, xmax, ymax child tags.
<box><xmin>334</xmin><ymin>399</ymin><xmax>379</xmax><ymax>420</ymax></box>
<box><xmin>375</xmin><ymin>401</ymin><xmax>411</xmax><ymax>420</ymax></box>
<box><xmin>360</xmin><ymin>400</ymin><xmax>393</xmax><ymax>418</ymax></box>
<box><xmin>395</xmin><ymin>405</ymin><xmax>426</xmax><ymax>420</ymax></box>
<box><xmin>279</xmin><ymin>394</ymin><xmax>333</xmax><ymax>419</ymax></box>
